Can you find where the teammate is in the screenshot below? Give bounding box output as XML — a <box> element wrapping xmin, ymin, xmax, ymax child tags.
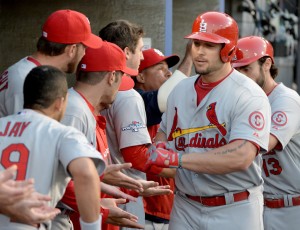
<box><xmin>0</xmin><ymin>66</ymin><xmax>106</xmax><ymax>229</ymax></box>
<box><xmin>0</xmin><ymin>165</ymin><xmax>60</xmax><ymax>225</ymax></box>
<box><xmin>232</xmin><ymin>36</ymin><xmax>300</xmax><ymax>230</ymax></box>
<box><xmin>145</xmin><ymin>12</ymin><xmax>271</xmax><ymax>230</ymax></box>
<box><xmin>0</xmin><ymin>9</ymin><xmax>102</xmax><ymax>118</ymax></box>
<box><xmin>99</xmin><ymin>20</ymin><xmax>173</xmax><ymax>229</ymax></box>
<box><xmin>135</xmin><ymin>48</ymin><xmax>180</xmax><ymax>230</ymax></box>
<box><xmin>56</xmin><ymin>41</ymin><xmax>144</xmax><ymax>230</ymax></box>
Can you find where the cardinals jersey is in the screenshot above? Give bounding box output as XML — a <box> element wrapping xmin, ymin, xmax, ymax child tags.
<box><xmin>263</xmin><ymin>83</ymin><xmax>300</xmax><ymax>197</ymax></box>
<box><xmin>61</xmin><ymin>88</ymin><xmax>97</xmax><ymax>148</ymax></box>
<box><xmin>0</xmin><ymin>57</ymin><xmax>40</xmax><ymax>117</ymax></box>
<box><xmin>161</xmin><ymin>69</ymin><xmax>271</xmax><ymax>196</ymax></box>
<box><xmin>0</xmin><ymin>109</ymin><xmax>105</xmax><ymax>228</ymax></box>
<box><xmin>101</xmin><ymin>89</ymin><xmax>151</xmax><ymax>180</ymax></box>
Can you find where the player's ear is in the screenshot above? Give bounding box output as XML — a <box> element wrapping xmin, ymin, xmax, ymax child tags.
<box><xmin>107</xmin><ymin>71</ymin><xmax>116</xmax><ymax>86</ymax></box>
<box><xmin>54</xmin><ymin>97</ymin><xmax>66</xmax><ymax>112</ymax></box>
<box><xmin>123</xmin><ymin>47</ymin><xmax>131</xmax><ymax>61</ymax></box>
<box><xmin>263</xmin><ymin>58</ymin><xmax>272</xmax><ymax>71</ymax></box>
<box><xmin>64</xmin><ymin>44</ymin><xmax>77</xmax><ymax>58</ymax></box>
<box><xmin>136</xmin><ymin>72</ymin><xmax>145</xmax><ymax>83</ymax></box>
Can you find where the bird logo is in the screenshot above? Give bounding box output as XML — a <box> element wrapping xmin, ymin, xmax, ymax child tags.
<box><xmin>206</xmin><ymin>102</ymin><xmax>227</xmax><ymax>136</ymax></box>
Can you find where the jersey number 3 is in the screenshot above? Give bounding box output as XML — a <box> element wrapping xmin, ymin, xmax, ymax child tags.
<box><xmin>1</xmin><ymin>143</ymin><xmax>29</xmax><ymax>180</ymax></box>
<box><xmin>262</xmin><ymin>157</ymin><xmax>282</xmax><ymax>177</ymax></box>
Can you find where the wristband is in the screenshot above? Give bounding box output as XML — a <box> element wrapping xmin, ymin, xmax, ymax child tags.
<box><xmin>178</xmin><ymin>153</ymin><xmax>183</xmax><ymax>169</ymax></box>
<box><xmin>79</xmin><ymin>216</ymin><xmax>102</xmax><ymax>230</ymax></box>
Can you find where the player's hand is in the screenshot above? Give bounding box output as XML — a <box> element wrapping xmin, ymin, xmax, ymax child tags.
<box><xmin>101</xmin><ymin>198</ymin><xmax>144</xmax><ymax>229</ymax></box>
<box><xmin>0</xmin><ymin>165</ymin><xmax>35</xmax><ymax>206</ymax></box>
<box><xmin>137</xmin><ymin>179</ymin><xmax>173</xmax><ymax>197</ymax></box>
<box><xmin>139</xmin><ymin>185</ymin><xmax>173</xmax><ymax>197</ymax></box>
<box><xmin>146</xmin><ymin>142</ymin><xmax>180</xmax><ymax>168</ymax></box>
<box><xmin>102</xmin><ymin>163</ymin><xmax>143</xmax><ymax>192</ymax></box>
<box><xmin>100</xmin><ymin>182</ymin><xmax>137</xmax><ymax>202</ymax></box>
<box><xmin>1</xmin><ymin>192</ymin><xmax>60</xmax><ymax>224</ymax></box>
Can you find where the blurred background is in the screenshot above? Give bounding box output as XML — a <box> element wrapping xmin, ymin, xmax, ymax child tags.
<box><xmin>0</xmin><ymin>0</ymin><xmax>299</xmax><ymax>91</ymax></box>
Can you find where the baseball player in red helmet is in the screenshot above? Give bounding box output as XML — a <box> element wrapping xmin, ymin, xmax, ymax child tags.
<box><xmin>0</xmin><ymin>66</ymin><xmax>106</xmax><ymax>229</ymax></box>
<box><xmin>232</xmin><ymin>36</ymin><xmax>300</xmax><ymax>230</ymax></box>
<box><xmin>0</xmin><ymin>9</ymin><xmax>102</xmax><ymax>118</ymax></box>
<box><xmin>146</xmin><ymin>11</ymin><xmax>271</xmax><ymax>230</ymax></box>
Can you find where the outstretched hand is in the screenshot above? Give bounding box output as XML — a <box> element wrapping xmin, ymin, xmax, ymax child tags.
<box><xmin>0</xmin><ymin>165</ymin><xmax>34</xmax><ymax>206</ymax></box>
<box><xmin>1</xmin><ymin>192</ymin><xmax>60</xmax><ymax>224</ymax></box>
<box><xmin>103</xmin><ymin>163</ymin><xmax>143</xmax><ymax>192</ymax></box>
<box><xmin>101</xmin><ymin>198</ymin><xmax>144</xmax><ymax>229</ymax></box>
<box><xmin>138</xmin><ymin>179</ymin><xmax>173</xmax><ymax>197</ymax></box>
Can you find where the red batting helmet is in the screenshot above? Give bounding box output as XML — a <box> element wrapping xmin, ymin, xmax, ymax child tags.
<box><xmin>185</xmin><ymin>11</ymin><xmax>239</xmax><ymax>63</ymax></box>
<box><xmin>232</xmin><ymin>36</ymin><xmax>274</xmax><ymax>68</ymax></box>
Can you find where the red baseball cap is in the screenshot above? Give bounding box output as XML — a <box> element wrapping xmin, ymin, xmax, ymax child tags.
<box><xmin>139</xmin><ymin>48</ymin><xmax>180</xmax><ymax>72</ymax></box>
<box><xmin>42</xmin><ymin>9</ymin><xmax>102</xmax><ymax>49</ymax></box>
<box><xmin>79</xmin><ymin>41</ymin><xmax>137</xmax><ymax>91</ymax></box>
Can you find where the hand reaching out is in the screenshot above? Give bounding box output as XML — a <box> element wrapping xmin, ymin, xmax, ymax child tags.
<box><xmin>103</xmin><ymin>163</ymin><xmax>143</xmax><ymax>192</ymax></box>
<box><xmin>101</xmin><ymin>198</ymin><xmax>144</xmax><ymax>229</ymax></box>
<box><xmin>0</xmin><ymin>165</ymin><xmax>34</xmax><ymax>206</ymax></box>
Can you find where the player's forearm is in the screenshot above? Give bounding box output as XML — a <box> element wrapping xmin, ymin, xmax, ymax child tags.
<box><xmin>268</xmin><ymin>134</ymin><xmax>281</xmax><ymax>151</ymax></box>
<box><xmin>70</xmin><ymin>158</ymin><xmax>100</xmax><ymax>222</ymax></box>
<box><xmin>158</xmin><ymin>168</ymin><xmax>176</xmax><ymax>178</ymax></box>
<box><xmin>181</xmin><ymin>140</ymin><xmax>257</xmax><ymax>174</ymax></box>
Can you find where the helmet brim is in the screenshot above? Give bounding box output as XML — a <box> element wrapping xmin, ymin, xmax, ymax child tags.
<box><xmin>185</xmin><ymin>32</ymin><xmax>230</xmax><ymax>44</ymax></box>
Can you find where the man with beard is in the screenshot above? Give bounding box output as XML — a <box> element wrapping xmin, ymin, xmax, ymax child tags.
<box><xmin>0</xmin><ymin>9</ymin><xmax>102</xmax><ymax>117</ymax></box>
<box><xmin>232</xmin><ymin>36</ymin><xmax>300</xmax><ymax>230</ymax></box>
<box><xmin>145</xmin><ymin>12</ymin><xmax>271</xmax><ymax>230</ymax></box>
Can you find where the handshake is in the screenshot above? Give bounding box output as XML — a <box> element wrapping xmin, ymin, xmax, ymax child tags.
<box><xmin>146</xmin><ymin>142</ymin><xmax>182</xmax><ymax>169</ymax></box>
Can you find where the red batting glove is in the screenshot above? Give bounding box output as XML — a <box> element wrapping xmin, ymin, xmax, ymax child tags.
<box><xmin>146</xmin><ymin>142</ymin><xmax>182</xmax><ymax>168</ymax></box>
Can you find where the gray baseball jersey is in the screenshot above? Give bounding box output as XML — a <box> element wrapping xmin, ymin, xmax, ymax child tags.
<box><xmin>101</xmin><ymin>89</ymin><xmax>151</xmax><ymax>180</ymax></box>
<box><xmin>0</xmin><ymin>57</ymin><xmax>40</xmax><ymax>117</ymax></box>
<box><xmin>263</xmin><ymin>83</ymin><xmax>300</xmax><ymax>197</ymax></box>
<box><xmin>262</xmin><ymin>83</ymin><xmax>300</xmax><ymax>230</ymax></box>
<box><xmin>61</xmin><ymin>88</ymin><xmax>97</xmax><ymax>148</ymax></box>
<box><xmin>101</xmin><ymin>89</ymin><xmax>152</xmax><ymax>229</ymax></box>
<box><xmin>160</xmin><ymin>69</ymin><xmax>271</xmax><ymax>196</ymax></box>
<box><xmin>0</xmin><ymin>109</ymin><xmax>105</xmax><ymax>229</ymax></box>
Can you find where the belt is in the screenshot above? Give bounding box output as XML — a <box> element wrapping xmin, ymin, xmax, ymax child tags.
<box><xmin>186</xmin><ymin>191</ymin><xmax>249</xmax><ymax>206</ymax></box>
<box><xmin>264</xmin><ymin>196</ymin><xmax>300</xmax><ymax>208</ymax></box>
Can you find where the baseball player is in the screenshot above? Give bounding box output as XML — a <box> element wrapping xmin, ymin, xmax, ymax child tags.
<box><xmin>135</xmin><ymin>48</ymin><xmax>181</xmax><ymax>230</ymax></box>
<box><xmin>56</xmin><ymin>41</ymin><xmax>144</xmax><ymax>230</ymax></box>
<box><xmin>232</xmin><ymin>36</ymin><xmax>300</xmax><ymax>230</ymax></box>
<box><xmin>0</xmin><ymin>9</ymin><xmax>102</xmax><ymax>118</ymax></box>
<box><xmin>99</xmin><ymin>20</ymin><xmax>174</xmax><ymax>229</ymax></box>
<box><xmin>0</xmin><ymin>66</ymin><xmax>106</xmax><ymax>229</ymax></box>
<box><xmin>0</xmin><ymin>165</ymin><xmax>60</xmax><ymax>225</ymax></box>
<box><xmin>145</xmin><ymin>12</ymin><xmax>271</xmax><ymax>230</ymax></box>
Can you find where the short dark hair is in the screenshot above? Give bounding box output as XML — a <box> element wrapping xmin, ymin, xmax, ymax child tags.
<box><xmin>99</xmin><ymin>20</ymin><xmax>144</xmax><ymax>53</ymax></box>
<box><xmin>76</xmin><ymin>71</ymin><xmax>108</xmax><ymax>85</ymax></box>
<box><xmin>36</xmin><ymin>36</ymin><xmax>68</xmax><ymax>56</ymax></box>
<box><xmin>24</xmin><ymin>65</ymin><xmax>68</xmax><ymax>109</ymax></box>
<box><xmin>258</xmin><ymin>56</ymin><xmax>278</xmax><ymax>79</ymax></box>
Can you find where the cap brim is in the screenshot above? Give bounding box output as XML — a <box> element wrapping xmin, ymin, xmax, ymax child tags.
<box><xmin>185</xmin><ymin>32</ymin><xmax>229</xmax><ymax>44</ymax></box>
<box><xmin>119</xmin><ymin>75</ymin><xmax>134</xmax><ymax>91</ymax></box>
<box><xmin>165</xmin><ymin>55</ymin><xmax>180</xmax><ymax>68</ymax></box>
<box><xmin>82</xmin><ymin>34</ymin><xmax>103</xmax><ymax>49</ymax></box>
<box><xmin>122</xmin><ymin>66</ymin><xmax>138</xmax><ymax>77</ymax></box>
